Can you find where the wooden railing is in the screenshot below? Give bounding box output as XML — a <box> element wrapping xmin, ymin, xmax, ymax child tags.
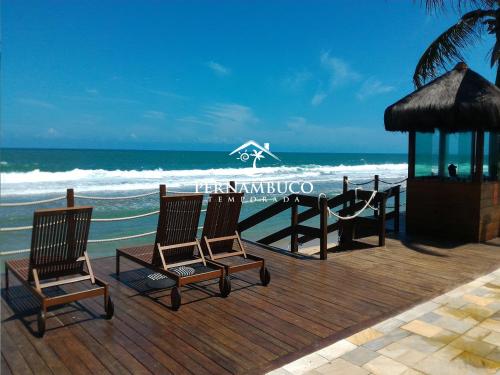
<box><xmin>238</xmin><ymin>175</ymin><xmax>404</xmax><ymax>260</ymax></box>
<box><xmin>239</xmin><ymin>189</ymin><xmax>389</xmax><ymax>260</ymax></box>
<box><xmin>343</xmin><ymin>175</ymin><xmax>402</xmax><ymax>233</ymax></box>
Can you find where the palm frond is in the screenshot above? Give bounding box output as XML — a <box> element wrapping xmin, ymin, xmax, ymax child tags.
<box><xmin>413</xmin><ymin>10</ymin><xmax>495</xmax><ymax>87</ymax></box>
<box><xmin>420</xmin><ymin>0</ymin><xmax>498</xmax><ymax>13</ymax></box>
<box><xmin>492</xmin><ymin>40</ymin><xmax>500</xmax><ymax>67</ymax></box>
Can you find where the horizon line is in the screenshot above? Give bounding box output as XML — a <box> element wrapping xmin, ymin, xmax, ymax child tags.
<box><xmin>1</xmin><ymin>146</ymin><xmax>408</xmax><ymax>155</ymax></box>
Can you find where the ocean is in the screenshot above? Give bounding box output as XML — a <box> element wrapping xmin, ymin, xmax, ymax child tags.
<box><xmin>0</xmin><ymin>148</ymin><xmax>408</xmax><ymax>260</ymax></box>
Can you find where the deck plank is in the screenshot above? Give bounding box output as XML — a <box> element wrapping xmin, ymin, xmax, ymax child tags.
<box><xmin>2</xmin><ymin>236</ymin><xmax>500</xmax><ymax>374</ymax></box>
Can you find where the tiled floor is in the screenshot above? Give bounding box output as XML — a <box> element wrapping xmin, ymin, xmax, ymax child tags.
<box><xmin>268</xmin><ymin>268</ymin><xmax>500</xmax><ymax>375</ymax></box>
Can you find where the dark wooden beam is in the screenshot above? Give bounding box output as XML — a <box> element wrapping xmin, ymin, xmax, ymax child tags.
<box><xmin>238</xmin><ymin>199</ymin><xmax>291</xmax><ymax>232</ymax></box>
<box><xmin>438</xmin><ymin>130</ymin><xmax>447</xmax><ymax>177</ymax></box>
<box><xmin>295</xmin><ymin>225</ymin><xmax>321</xmax><ymax>238</ymax></box>
<box><xmin>296</xmin><ymin>191</ymin><xmax>352</xmax><ymax>224</ymax></box>
<box><xmin>66</xmin><ymin>188</ymin><xmax>74</xmax><ymax>207</ymax></box>
<box><xmin>319</xmin><ymin>197</ymin><xmax>328</xmax><ymax>260</ymax></box>
<box><xmin>408</xmin><ymin>131</ymin><xmax>416</xmax><ymax>179</ymax></box>
<box><xmin>474</xmin><ymin>130</ymin><xmax>484</xmax><ymax>183</ymax></box>
<box><xmin>258</xmin><ymin>226</ymin><xmax>293</xmax><ymax>245</ymax></box>
<box><xmin>290</xmin><ymin>203</ymin><xmax>298</xmax><ymax>253</ymax></box>
<box><xmin>298</xmin><ymin>221</ymin><xmax>339</xmax><ymax>244</ymax></box>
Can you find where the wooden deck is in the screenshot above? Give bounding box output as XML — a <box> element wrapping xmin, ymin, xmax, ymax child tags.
<box><xmin>2</xmin><ymin>236</ymin><xmax>500</xmax><ymax>375</ymax></box>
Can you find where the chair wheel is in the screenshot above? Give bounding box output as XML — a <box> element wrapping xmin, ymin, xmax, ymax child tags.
<box><xmin>260</xmin><ymin>267</ymin><xmax>270</xmax><ymax>286</ymax></box>
<box><xmin>37</xmin><ymin>311</ymin><xmax>46</xmax><ymax>338</ymax></box>
<box><xmin>220</xmin><ymin>276</ymin><xmax>231</xmax><ymax>298</ymax></box>
<box><xmin>105</xmin><ymin>296</ymin><xmax>114</xmax><ymax>320</ymax></box>
<box><xmin>171</xmin><ymin>287</ymin><xmax>181</xmax><ymax>311</ymax></box>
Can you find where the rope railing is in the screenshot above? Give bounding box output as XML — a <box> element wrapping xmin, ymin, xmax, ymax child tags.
<box><xmin>0</xmin><ymin>195</ymin><xmax>66</xmax><ymax>207</ymax></box>
<box><xmin>0</xmin><ymin>178</ymin><xmax>405</xmax><ymax>255</ymax></box>
<box><xmin>74</xmin><ymin>191</ymin><xmax>158</xmax><ymax>200</ymax></box>
<box><xmin>0</xmin><ymin>207</ymin><xmax>209</xmax><ymax>231</ymax></box>
<box><xmin>318</xmin><ymin>190</ymin><xmax>378</xmax><ymax>221</ymax></box>
<box><xmin>87</xmin><ymin>230</ymin><xmax>157</xmax><ymax>243</ymax></box>
<box><xmin>345</xmin><ymin>179</ymin><xmax>375</xmax><ymax>186</ymax></box>
<box><xmin>0</xmin><ymin>225</ymin><xmax>33</xmax><ymax>232</ymax></box>
<box><xmin>90</xmin><ymin>210</ymin><xmax>160</xmax><ymax>222</ymax></box>
<box><xmin>0</xmin><ymin>248</ymin><xmax>31</xmax><ymax>256</ymax></box>
<box><xmin>0</xmin><ymin>225</ymin><xmax>206</xmax><ymax>255</ymax></box>
<box><xmin>379</xmin><ymin>177</ymin><xmax>408</xmax><ymax>185</ymax></box>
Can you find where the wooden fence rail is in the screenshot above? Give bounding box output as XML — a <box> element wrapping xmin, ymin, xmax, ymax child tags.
<box><xmin>238</xmin><ymin>175</ymin><xmax>404</xmax><ymax>260</ymax></box>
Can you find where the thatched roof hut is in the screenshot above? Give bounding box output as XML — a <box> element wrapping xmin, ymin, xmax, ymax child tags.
<box><xmin>384</xmin><ymin>62</ymin><xmax>500</xmax><ymax>133</ymax></box>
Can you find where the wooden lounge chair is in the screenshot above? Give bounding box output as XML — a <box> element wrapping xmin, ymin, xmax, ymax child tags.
<box><xmin>5</xmin><ymin>206</ymin><xmax>113</xmax><ymax>337</ymax></box>
<box><xmin>116</xmin><ymin>194</ymin><xmax>230</xmax><ymax>310</ymax></box>
<box><xmin>201</xmin><ymin>192</ymin><xmax>270</xmax><ymax>293</ymax></box>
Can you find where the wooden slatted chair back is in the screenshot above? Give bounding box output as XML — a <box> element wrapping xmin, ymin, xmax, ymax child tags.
<box><xmin>29</xmin><ymin>206</ymin><xmax>93</xmax><ymax>281</ymax></box>
<box><xmin>202</xmin><ymin>192</ymin><xmax>244</xmax><ymax>254</ymax></box>
<box><xmin>152</xmin><ymin>194</ymin><xmax>204</xmax><ymax>267</ymax></box>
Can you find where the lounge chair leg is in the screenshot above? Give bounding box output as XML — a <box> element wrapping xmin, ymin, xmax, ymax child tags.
<box><xmin>38</xmin><ymin>309</ymin><xmax>46</xmax><ymax>337</ymax></box>
<box><xmin>171</xmin><ymin>287</ymin><xmax>181</xmax><ymax>311</ymax></box>
<box><xmin>219</xmin><ymin>275</ymin><xmax>231</xmax><ymax>298</ymax></box>
<box><xmin>105</xmin><ymin>294</ymin><xmax>114</xmax><ymax>320</ymax></box>
<box><xmin>116</xmin><ymin>254</ymin><xmax>120</xmax><ymax>279</ymax></box>
<box><xmin>260</xmin><ymin>266</ymin><xmax>270</xmax><ymax>286</ymax></box>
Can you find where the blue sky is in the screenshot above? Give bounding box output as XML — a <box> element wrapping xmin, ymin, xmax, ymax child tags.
<box><xmin>2</xmin><ymin>0</ymin><xmax>497</xmax><ymax>153</ymax></box>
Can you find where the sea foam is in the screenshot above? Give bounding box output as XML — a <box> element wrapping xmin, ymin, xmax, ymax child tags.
<box><xmin>0</xmin><ymin>164</ymin><xmax>407</xmax><ymax>196</ymax></box>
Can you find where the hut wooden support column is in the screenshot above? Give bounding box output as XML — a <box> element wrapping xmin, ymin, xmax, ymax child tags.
<box><xmin>385</xmin><ymin>63</ymin><xmax>500</xmax><ymax>242</ymax></box>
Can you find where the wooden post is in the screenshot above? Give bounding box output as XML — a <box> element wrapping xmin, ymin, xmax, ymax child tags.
<box><xmin>378</xmin><ymin>193</ymin><xmax>387</xmax><ymax>247</ymax></box>
<box><xmin>373</xmin><ymin>175</ymin><xmax>379</xmax><ymax>218</ymax></box>
<box><xmin>408</xmin><ymin>131</ymin><xmax>416</xmax><ymax>179</ymax></box>
<box><xmin>159</xmin><ymin>184</ymin><xmax>167</xmax><ymax>199</ymax></box>
<box><xmin>342</xmin><ymin>176</ymin><xmax>348</xmax><ymax>210</ymax></box>
<box><xmin>66</xmin><ymin>188</ymin><xmax>74</xmax><ymax>207</ymax></box>
<box><xmin>489</xmin><ymin>132</ymin><xmax>499</xmax><ymax>180</ymax></box>
<box><xmin>229</xmin><ymin>180</ymin><xmax>236</xmax><ymax>192</ymax></box>
<box><xmin>290</xmin><ymin>202</ymin><xmax>298</xmax><ymax>253</ymax></box>
<box><xmin>474</xmin><ymin>130</ymin><xmax>484</xmax><ymax>183</ymax></box>
<box><xmin>438</xmin><ymin>130</ymin><xmax>447</xmax><ymax>177</ymax></box>
<box><xmin>394</xmin><ymin>185</ymin><xmax>400</xmax><ymax>233</ymax></box>
<box><xmin>471</xmin><ymin>131</ymin><xmax>477</xmax><ymax>178</ymax></box>
<box><xmin>319</xmin><ymin>196</ymin><xmax>328</xmax><ymax>260</ymax></box>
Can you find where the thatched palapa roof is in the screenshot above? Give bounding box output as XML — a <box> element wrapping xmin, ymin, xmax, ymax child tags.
<box><xmin>384</xmin><ymin>63</ymin><xmax>500</xmax><ymax>133</ymax></box>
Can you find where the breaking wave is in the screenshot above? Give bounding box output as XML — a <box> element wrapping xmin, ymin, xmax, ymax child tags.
<box><xmin>1</xmin><ymin>163</ymin><xmax>407</xmax><ymax>196</ymax></box>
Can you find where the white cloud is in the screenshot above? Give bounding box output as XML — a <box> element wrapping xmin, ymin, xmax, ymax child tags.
<box><xmin>283</xmin><ymin>70</ymin><xmax>312</xmax><ymax>91</ymax></box>
<box><xmin>173</xmin><ymin>103</ymin><xmax>259</xmax><ymax>144</ymax></box>
<box><xmin>143</xmin><ymin>110</ymin><xmax>166</xmax><ymax>120</ymax></box>
<box><xmin>356</xmin><ymin>78</ymin><xmax>395</xmax><ymax>100</ymax></box>
<box><xmin>18</xmin><ymin>98</ymin><xmax>56</xmax><ymax>109</ymax></box>
<box><xmin>177</xmin><ymin>115</ymin><xmax>212</xmax><ymax>126</ymax></box>
<box><xmin>320</xmin><ymin>51</ymin><xmax>361</xmax><ymax>87</ymax></box>
<box><xmin>282</xmin><ymin>116</ymin><xmax>405</xmax><ymax>152</ymax></box>
<box><xmin>206</xmin><ymin>61</ymin><xmax>231</xmax><ymax>76</ymax></box>
<box><xmin>286</xmin><ymin>116</ymin><xmax>308</xmax><ymax>130</ymax></box>
<box><xmin>204</xmin><ymin>103</ymin><xmax>258</xmax><ymax>125</ymax></box>
<box><xmin>311</xmin><ymin>92</ymin><xmax>327</xmax><ymax>106</ymax></box>
<box><xmin>61</xmin><ymin>94</ymin><xmax>140</xmax><ymax>104</ymax></box>
<box><xmin>307</xmin><ymin>52</ymin><xmax>361</xmax><ymax>106</ymax></box>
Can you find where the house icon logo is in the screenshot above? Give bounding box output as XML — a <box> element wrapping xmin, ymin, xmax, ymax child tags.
<box><xmin>229</xmin><ymin>140</ymin><xmax>280</xmax><ymax>168</ymax></box>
